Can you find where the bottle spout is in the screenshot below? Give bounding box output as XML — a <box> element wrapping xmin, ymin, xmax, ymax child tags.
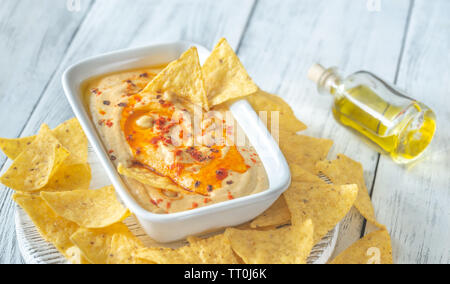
<box><xmin>307</xmin><ymin>63</ymin><xmax>327</xmax><ymax>84</ymax></box>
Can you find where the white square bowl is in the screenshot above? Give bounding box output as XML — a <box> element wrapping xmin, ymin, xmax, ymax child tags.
<box><xmin>62</xmin><ymin>41</ymin><xmax>291</xmax><ymax>243</ymax></box>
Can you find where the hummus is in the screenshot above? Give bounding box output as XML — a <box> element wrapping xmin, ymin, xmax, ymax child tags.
<box><xmin>84</xmin><ymin>66</ymin><xmax>269</xmax><ymax>214</ymax></box>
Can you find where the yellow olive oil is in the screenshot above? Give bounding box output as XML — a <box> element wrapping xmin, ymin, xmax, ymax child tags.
<box><xmin>308</xmin><ymin>64</ymin><xmax>436</xmax><ymax>164</ymax></box>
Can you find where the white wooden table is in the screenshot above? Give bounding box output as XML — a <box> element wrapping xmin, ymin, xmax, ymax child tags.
<box><xmin>0</xmin><ymin>0</ymin><xmax>448</xmax><ymax>264</ymax></box>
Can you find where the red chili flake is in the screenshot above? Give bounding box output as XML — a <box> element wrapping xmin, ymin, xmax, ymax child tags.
<box><xmin>108</xmin><ymin>150</ymin><xmax>114</xmax><ymax>154</ymax></box>
<box><xmin>99</xmin><ymin>110</ymin><xmax>106</xmax><ymax>115</ymax></box>
<box><xmin>192</xmin><ymin>202</ymin><xmax>198</xmax><ymax>209</ymax></box>
<box><xmin>163</xmin><ymin>137</ymin><xmax>172</xmax><ymax>145</ymax></box>
<box><xmin>139</xmin><ymin>73</ymin><xmax>149</xmax><ymax>78</ymax></box>
<box><xmin>105</xmin><ymin>120</ymin><xmax>114</xmax><ymax>128</ymax></box>
<box><xmin>186</xmin><ymin>147</ymin><xmax>207</xmax><ymax>162</ymax></box>
<box><xmin>134</xmin><ymin>96</ymin><xmax>142</xmax><ymax>102</ymax></box>
<box><xmin>156</xmin><ymin>95</ymin><xmax>162</xmax><ymax>99</ymax></box>
<box><xmin>150</xmin><ymin>199</ymin><xmax>157</xmax><ymax>206</ymax></box>
<box><xmin>91</xmin><ymin>88</ymin><xmax>99</xmax><ymax>94</ymax></box>
<box><xmin>157</xmin><ymin>199</ymin><xmax>163</xmax><ymax>204</ymax></box>
<box><xmin>155</xmin><ymin>117</ymin><xmax>167</xmax><ymax>130</ymax></box>
<box><xmin>203</xmin><ymin>198</ymin><xmax>211</xmax><ymax>204</ymax></box>
<box><xmin>210</xmin><ymin>148</ymin><xmax>219</xmax><ymax>153</ymax></box>
<box><xmin>175</xmin><ymin>149</ymin><xmax>183</xmax><ymax>156</ymax></box>
<box><xmin>166</xmin><ymin>202</ymin><xmax>171</xmax><ymax>210</ymax></box>
<box><xmin>216</xmin><ymin>168</ymin><xmax>228</xmax><ymax>181</ymax></box>
<box><xmin>159</xmin><ymin>99</ymin><xmax>166</xmax><ymax>105</ymax></box>
<box><xmin>251</xmin><ymin>158</ymin><xmax>257</xmax><ymax>163</ymax></box>
<box><xmin>126</xmin><ymin>135</ymin><xmax>134</xmax><ymax>142</ymax></box>
<box><xmin>227</xmin><ymin>192</ymin><xmax>234</xmax><ymax>200</ymax></box>
<box><xmin>226</xmin><ymin>180</ymin><xmax>234</xmax><ymax>185</ymax></box>
<box><xmin>126</xmin><ymin>80</ymin><xmax>136</xmax><ymax>87</ymax></box>
<box><xmin>98</xmin><ymin>119</ymin><xmax>105</xmax><ymax>126</ymax></box>
<box><xmin>150</xmin><ymin>136</ymin><xmax>162</xmax><ymax>145</ymax></box>
<box><xmin>117</xmin><ymin>102</ymin><xmax>127</xmax><ymax>107</ymax></box>
<box><xmin>135</xmin><ymin>148</ymin><xmax>142</xmax><ymax>155</ymax></box>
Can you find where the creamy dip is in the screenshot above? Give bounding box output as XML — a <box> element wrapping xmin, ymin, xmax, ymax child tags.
<box><xmin>84</xmin><ymin>66</ymin><xmax>268</xmax><ymax>214</ymax></box>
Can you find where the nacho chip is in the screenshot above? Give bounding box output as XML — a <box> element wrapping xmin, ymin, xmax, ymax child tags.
<box><xmin>52</xmin><ymin>118</ymin><xmax>88</xmax><ymax>165</ymax></box>
<box><xmin>278</xmin><ymin>131</ymin><xmax>333</xmax><ymax>173</ymax></box>
<box><xmin>186</xmin><ymin>234</ymin><xmax>239</xmax><ymax>264</ymax></box>
<box><xmin>41</xmin><ymin>186</ymin><xmax>129</xmax><ymax>228</ymax></box>
<box><xmin>118</xmin><ymin>163</ymin><xmax>185</xmax><ymax>194</ymax></box>
<box><xmin>0</xmin><ymin>118</ymin><xmax>87</xmax><ymax>165</ymax></box>
<box><xmin>284</xmin><ymin>182</ymin><xmax>358</xmax><ymax>244</ymax></box>
<box><xmin>141</xmin><ymin>47</ymin><xmax>209</xmax><ymax>110</ymax></box>
<box><xmin>290</xmin><ymin>163</ymin><xmax>324</xmax><ymax>183</ymax></box>
<box><xmin>329</xmin><ymin>229</ymin><xmax>393</xmax><ymax>264</ymax></box>
<box><xmin>41</xmin><ymin>163</ymin><xmax>92</xmax><ymax>192</ymax></box>
<box><xmin>246</xmin><ymin>90</ymin><xmax>307</xmax><ymax>133</ymax></box>
<box><xmin>315</xmin><ymin>154</ymin><xmax>385</xmax><ymax>229</ymax></box>
<box><xmin>70</xmin><ymin>223</ymin><xmax>144</xmax><ymax>264</ymax></box>
<box><xmin>0</xmin><ymin>125</ymin><xmax>70</xmax><ymax>191</ymax></box>
<box><xmin>225</xmin><ymin>219</ymin><xmax>314</xmax><ymax>264</ymax></box>
<box><xmin>203</xmin><ymin>38</ymin><xmax>258</xmax><ymax>106</ymax></box>
<box><xmin>12</xmin><ymin>193</ymin><xmax>86</xmax><ymax>264</ymax></box>
<box><xmin>134</xmin><ymin>246</ymin><xmax>202</xmax><ymax>264</ymax></box>
<box><xmin>250</xmin><ymin>196</ymin><xmax>291</xmax><ymax>229</ymax></box>
<box><xmin>0</xmin><ymin>136</ymin><xmax>35</xmax><ymax>160</ymax></box>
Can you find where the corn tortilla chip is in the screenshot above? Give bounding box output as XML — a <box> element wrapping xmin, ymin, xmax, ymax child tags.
<box><xmin>246</xmin><ymin>90</ymin><xmax>307</xmax><ymax>133</ymax></box>
<box><xmin>203</xmin><ymin>38</ymin><xmax>258</xmax><ymax>107</ymax></box>
<box><xmin>250</xmin><ymin>196</ymin><xmax>291</xmax><ymax>229</ymax></box>
<box><xmin>134</xmin><ymin>246</ymin><xmax>202</xmax><ymax>264</ymax></box>
<box><xmin>278</xmin><ymin>131</ymin><xmax>333</xmax><ymax>173</ymax></box>
<box><xmin>118</xmin><ymin>163</ymin><xmax>186</xmax><ymax>194</ymax></box>
<box><xmin>225</xmin><ymin>219</ymin><xmax>314</xmax><ymax>264</ymax></box>
<box><xmin>251</xmin><ymin>165</ymin><xmax>325</xmax><ymax>229</ymax></box>
<box><xmin>40</xmin><ymin>163</ymin><xmax>92</xmax><ymax>192</ymax></box>
<box><xmin>315</xmin><ymin>154</ymin><xmax>385</xmax><ymax>229</ymax></box>
<box><xmin>12</xmin><ymin>193</ymin><xmax>88</xmax><ymax>264</ymax></box>
<box><xmin>70</xmin><ymin>223</ymin><xmax>144</xmax><ymax>264</ymax></box>
<box><xmin>186</xmin><ymin>234</ymin><xmax>239</xmax><ymax>264</ymax></box>
<box><xmin>0</xmin><ymin>118</ymin><xmax>87</xmax><ymax>165</ymax></box>
<box><xmin>141</xmin><ymin>47</ymin><xmax>209</xmax><ymax>110</ymax></box>
<box><xmin>0</xmin><ymin>136</ymin><xmax>35</xmax><ymax>160</ymax></box>
<box><xmin>41</xmin><ymin>186</ymin><xmax>130</xmax><ymax>228</ymax></box>
<box><xmin>329</xmin><ymin>230</ymin><xmax>393</xmax><ymax>264</ymax></box>
<box><xmin>284</xmin><ymin>182</ymin><xmax>358</xmax><ymax>245</ymax></box>
<box><xmin>1</xmin><ymin>125</ymin><xmax>70</xmax><ymax>191</ymax></box>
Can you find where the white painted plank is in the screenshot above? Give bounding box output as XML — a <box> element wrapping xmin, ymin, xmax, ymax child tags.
<box><xmin>0</xmin><ymin>0</ymin><xmax>94</xmax><ymax>264</ymax></box>
<box><xmin>0</xmin><ymin>0</ymin><xmax>255</xmax><ymax>264</ymax></box>
<box><xmin>236</xmin><ymin>0</ymin><xmax>411</xmax><ymax>257</ymax></box>
<box><xmin>370</xmin><ymin>0</ymin><xmax>450</xmax><ymax>264</ymax></box>
<box><xmin>0</xmin><ymin>0</ymin><xmax>94</xmax><ymax>167</ymax></box>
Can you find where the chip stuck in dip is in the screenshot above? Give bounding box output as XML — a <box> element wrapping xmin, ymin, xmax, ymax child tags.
<box><xmin>84</xmin><ymin>39</ymin><xmax>268</xmax><ymax>214</ymax></box>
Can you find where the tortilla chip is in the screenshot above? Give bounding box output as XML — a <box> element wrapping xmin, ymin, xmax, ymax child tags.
<box><xmin>315</xmin><ymin>154</ymin><xmax>385</xmax><ymax>229</ymax></box>
<box><xmin>41</xmin><ymin>163</ymin><xmax>92</xmax><ymax>192</ymax></box>
<box><xmin>52</xmin><ymin>118</ymin><xmax>88</xmax><ymax>165</ymax></box>
<box><xmin>203</xmin><ymin>38</ymin><xmax>258</xmax><ymax>107</ymax></box>
<box><xmin>118</xmin><ymin>163</ymin><xmax>185</xmax><ymax>194</ymax></box>
<box><xmin>250</xmin><ymin>196</ymin><xmax>291</xmax><ymax>229</ymax></box>
<box><xmin>278</xmin><ymin>131</ymin><xmax>333</xmax><ymax>173</ymax></box>
<box><xmin>0</xmin><ymin>125</ymin><xmax>70</xmax><ymax>191</ymax></box>
<box><xmin>41</xmin><ymin>186</ymin><xmax>129</xmax><ymax>228</ymax></box>
<box><xmin>329</xmin><ymin>230</ymin><xmax>393</xmax><ymax>264</ymax></box>
<box><xmin>0</xmin><ymin>136</ymin><xmax>35</xmax><ymax>160</ymax></box>
<box><xmin>246</xmin><ymin>90</ymin><xmax>307</xmax><ymax>133</ymax></box>
<box><xmin>141</xmin><ymin>47</ymin><xmax>209</xmax><ymax>110</ymax></box>
<box><xmin>225</xmin><ymin>219</ymin><xmax>314</xmax><ymax>264</ymax></box>
<box><xmin>70</xmin><ymin>223</ymin><xmax>144</xmax><ymax>264</ymax></box>
<box><xmin>250</xmin><ymin>165</ymin><xmax>326</xmax><ymax>229</ymax></box>
<box><xmin>185</xmin><ymin>234</ymin><xmax>239</xmax><ymax>264</ymax></box>
<box><xmin>0</xmin><ymin>118</ymin><xmax>87</xmax><ymax>165</ymax></box>
<box><xmin>284</xmin><ymin>182</ymin><xmax>358</xmax><ymax>244</ymax></box>
<box><xmin>134</xmin><ymin>246</ymin><xmax>202</xmax><ymax>264</ymax></box>
<box><xmin>12</xmin><ymin>193</ymin><xmax>85</xmax><ymax>263</ymax></box>
<box><xmin>290</xmin><ymin>163</ymin><xmax>324</xmax><ymax>183</ymax></box>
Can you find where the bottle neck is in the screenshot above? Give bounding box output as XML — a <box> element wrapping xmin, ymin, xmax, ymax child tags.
<box><xmin>316</xmin><ymin>67</ymin><xmax>341</xmax><ymax>96</ymax></box>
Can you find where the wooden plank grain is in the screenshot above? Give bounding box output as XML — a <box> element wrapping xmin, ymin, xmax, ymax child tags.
<box><xmin>0</xmin><ymin>0</ymin><xmax>95</xmax><ymax>264</ymax></box>
<box><xmin>370</xmin><ymin>0</ymin><xmax>450</xmax><ymax>264</ymax></box>
<box><xmin>0</xmin><ymin>0</ymin><xmax>255</xmax><ymax>264</ymax></box>
<box><xmin>236</xmin><ymin>0</ymin><xmax>411</xmax><ymax>257</ymax></box>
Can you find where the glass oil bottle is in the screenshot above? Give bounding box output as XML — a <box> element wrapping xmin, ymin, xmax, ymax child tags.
<box><xmin>308</xmin><ymin>64</ymin><xmax>436</xmax><ymax>164</ymax></box>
